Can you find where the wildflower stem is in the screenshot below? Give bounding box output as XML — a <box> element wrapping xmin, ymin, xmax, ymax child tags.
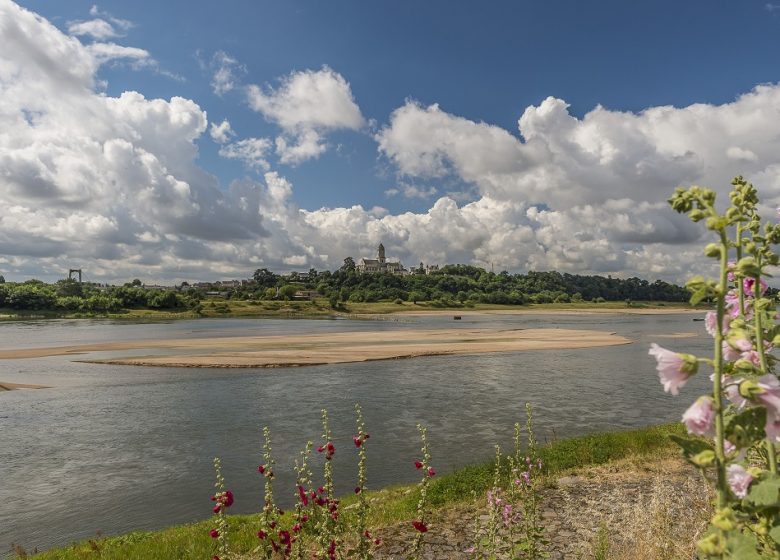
<box><xmin>736</xmin><ymin>223</ymin><xmax>745</xmax><ymax>316</ymax></box>
<box><xmin>752</xmin><ymin>258</ymin><xmax>778</xmax><ymax>474</ymax></box>
<box><xmin>713</xmin><ymin>231</ymin><xmax>729</xmax><ymax>508</ymax></box>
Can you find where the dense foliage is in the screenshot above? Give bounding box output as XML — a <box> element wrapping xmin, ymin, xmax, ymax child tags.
<box><xmin>0</xmin><ymin>279</ymin><xmax>199</xmax><ymax>313</ymax></box>
<box><xmin>248</xmin><ymin>265</ymin><xmax>689</xmax><ymax>306</ymax></box>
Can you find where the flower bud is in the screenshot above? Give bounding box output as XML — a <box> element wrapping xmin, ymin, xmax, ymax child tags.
<box><xmin>689</xmin><ymin>209</ymin><xmax>705</xmax><ymax>221</ymax></box>
<box><xmin>738</xmin><ymin>379</ymin><xmax>764</xmax><ymax>399</ymax></box>
<box><xmin>691</xmin><ymin>449</ymin><xmax>715</xmax><ymax>467</ymax></box>
<box><xmin>711</xmin><ymin>507</ymin><xmax>737</xmax><ymax>531</ymax></box>
<box><xmin>697</xmin><ymin>532</ymin><xmax>725</xmax><ymax>556</ymax></box>
<box><xmin>703</xmin><ymin>243</ymin><xmax>721</xmax><ymax>257</ymax></box>
<box><xmin>736</xmin><ymin>257</ymin><xmax>761</xmax><ymax>277</ymax></box>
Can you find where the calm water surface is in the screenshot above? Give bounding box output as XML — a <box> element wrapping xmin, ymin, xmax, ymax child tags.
<box><xmin>0</xmin><ymin>313</ymin><xmax>711</xmax><ymax>554</ymax></box>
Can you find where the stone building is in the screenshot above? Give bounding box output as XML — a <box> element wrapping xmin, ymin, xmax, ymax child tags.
<box><xmin>356</xmin><ymin>243</ymin><xmax>407</xmax><ymax>275</ymax></box>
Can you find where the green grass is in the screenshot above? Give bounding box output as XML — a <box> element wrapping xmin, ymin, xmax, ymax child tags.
<box><xmin>26</xmin><ymin>423</ymin><xmax>686</xmax><ymax>560</ymax></box>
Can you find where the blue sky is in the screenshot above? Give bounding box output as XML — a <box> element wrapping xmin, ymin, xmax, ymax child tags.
<box><xmin>26</xmin><ymin>0</ymin><xmax>780</xmax><ymax>212</ymax></box>
<box><xmin>4</xmin><ymin>0</ymin><xmax>780</xmax><ymax>281</ymax></box>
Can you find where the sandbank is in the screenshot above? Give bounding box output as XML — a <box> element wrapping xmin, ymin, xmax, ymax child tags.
<box><xmin>0</xmin><ymin>327</ymin><xmax>631</xmax><ymax>368</ymax></box>
<box><xmin>0</xmin><ymin>381</ymin><xmax>49</xmax><ymax>390</ymax></box>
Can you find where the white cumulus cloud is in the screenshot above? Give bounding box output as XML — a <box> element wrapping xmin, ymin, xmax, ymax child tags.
<box><xmin>246</xmin><ymin>67</ymin><xmax>365</xmax><ymax>164</ymax></box>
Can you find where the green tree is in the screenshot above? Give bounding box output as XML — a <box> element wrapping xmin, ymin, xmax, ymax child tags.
<box><xmin>253</xmin><ymin>268</ymin><xmax>278</xmax><ymax>288</ymax></box>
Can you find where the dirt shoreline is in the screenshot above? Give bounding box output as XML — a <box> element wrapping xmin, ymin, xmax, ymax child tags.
<box><xmin>0</xmin><ymin>327</ymin><xmax>631</xmax><ymax>368</ymax></box>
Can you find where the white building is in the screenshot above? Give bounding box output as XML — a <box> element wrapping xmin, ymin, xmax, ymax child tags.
<box><xmin>356</xmin><ymin>243</ymin><xmax>407</xmax><ymax>275</ymax></box>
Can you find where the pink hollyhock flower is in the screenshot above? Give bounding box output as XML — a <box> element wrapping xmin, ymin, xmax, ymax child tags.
<box><xmin>649</xmin><ymin>343</ymin><xmax>695</xmax><ymax>395</ymax></box>
<box><xmin>743</xmin><ymin>277</ymin><xmax>768</xmax><ymax>296</ymax></box>
<box><xmin>756</xmin><ymin>374</ymin><xmax>780</xmax><ymax>417</ymax></box>
<box><xmin>210</xmin><ymin>529</ymin><xmax>219</xmax><ymax>539</ymax></box>
<box><xmin>766</xmin><ymin>413</ymin><xmax>780</xmax><ymax>443</ymax></box>
<box><xmin>682</xmin><ymin>396</ymin><xmax>715</xmax><ymax>436</ymax></box>
<box><xmin>727</xmin><ymin>261</ymin><xmax>737</xmax><ymax>282</ymax></box>
<box><xmin>704</xmin><ymin>311</ymin><xmax>732</xmax><ymax>338</ymax></box>
<box><xmin>740</xmin><ymin>350</ymin><xmax>762</xmax><ymax>368</ymax></box>
<box><xmin>722</xmin><ymin>341</ymin><xmax>742</xmax><ymax>362</ymax></box>
<box><xmin>412</xmin><ymin>520</ymin><xmax>428</xmax><ymax>533</ymax></box>
<box><xmin>726</xmin><ymin>464</ymin><xmax>753</xmax><ymax>498</ymax></box>
<box><xmin>502</xmin><ymin>504</ymin><xmax>513</xmax><ymax>526</ymax></box>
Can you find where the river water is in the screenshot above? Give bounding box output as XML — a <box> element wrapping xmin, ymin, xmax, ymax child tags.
<box><xmin>0</xmin><ymin>313</ymin><xmax>712</xmax><ymax>554</ymax></box>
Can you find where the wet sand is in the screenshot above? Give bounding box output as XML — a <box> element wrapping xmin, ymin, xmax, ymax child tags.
<box><xmin>0</xmin><ymin>327</ymin><xmax>631</xmax><ymax>368</ymax></box>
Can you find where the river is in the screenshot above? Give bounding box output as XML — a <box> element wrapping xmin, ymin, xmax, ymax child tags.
<box><xmin>0</xmin><ymin>312</ymin><xmax>711</xmax><ymax>554</ymax></box>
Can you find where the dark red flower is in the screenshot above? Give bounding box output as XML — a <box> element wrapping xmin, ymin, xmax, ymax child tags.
<box><xmin>210</xmin><ymin>529</ymin><xmax>219</xmax><ymax>538</ymax></box>
<box><xmin>257</xmin><ymin>530</ymin><xmax>267</xmax><ymax>539</ymax></box>
<box><xmin>298</xmin><ymin>485</ymin><xmax>309</xmax><ymax>506</ymax></box>
<box><xmin>412</xmin><ymin>520</ymin><xmax>428</xmax><ymax>533</ymax></box>
<box><xmin>414</xmin><ymin>460</ymin><xmax>423</xmax><ymax>469</ymax></box>
<box><xmin>292</xmin><ymin>523</ymin><xmax>301</xmax><ymax>533</ymax></box>
<box><xmin>212</xmin><ymin>504</ymin><xmax>221</xmax><ymax>514</ymax></box>
<box><xmin>223</xmin><ymin>490</ymin><xmax>234</xmax><ymax>507</ymax></box>
<box><xmin>374</xmin><ymin>538</ymin><xmax>381</xmax><ymax>545</ymax></box>
<box><xmin>258</xmin><ymin>464</ymin><xmax>266</xmax><ymax>474</ymax></box>
<box><xmin>279</xmin><ymin>530</ymin><xmax>292</xmax><ymax>545</ymax></box>
<box><xmin>427</xmin><ymin>467</ymin><xmax>436</xmax><ymax>477</ymax></box>
<box><xmin>354</xmin><ymin>486</ymin><xmax>361</xmax><ymax>494</ymax></box>
<box><xmin>353</xmin><ymin>436</ymin><xmax>362</xmax><ymax>447</ymax></box>
<box><xmin>317</xmin><ymin>486</ymin><xmax>325</xmax><ymax>494</ymax></box>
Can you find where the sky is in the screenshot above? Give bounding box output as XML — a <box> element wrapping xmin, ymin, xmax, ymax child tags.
<box><xmin>3</xmin><ymin>0</ymin><xmax>780</xmax><ymax>283</ymax></box>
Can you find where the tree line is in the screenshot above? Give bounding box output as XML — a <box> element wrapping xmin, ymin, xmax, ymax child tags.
<box><xmin>250</xmin><ymin>263</ymin><xmax>690</xmax><ymax>306</ymax></box>
<box><xmin>0</xmin><ymin>265</ymin><xmax>690</xmax><ymax>313</ymax></box>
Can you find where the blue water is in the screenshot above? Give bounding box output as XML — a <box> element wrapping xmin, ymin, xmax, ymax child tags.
<box><xmin>0</xmin><ymin>313</ymin><xmax>712</xmax><ymax>554</ymax></box>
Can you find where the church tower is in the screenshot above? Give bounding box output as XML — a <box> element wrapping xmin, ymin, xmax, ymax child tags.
<box><xmin>378</xmin><ymin>243</ymin><xmax>386</xmax><ymax>264</ymax></box>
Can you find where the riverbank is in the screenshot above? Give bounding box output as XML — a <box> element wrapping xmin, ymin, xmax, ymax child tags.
<box><xmin>25</xmin><ymin>423</ymin><xmax>704</xmax><ymax>560</ymax></box>
<box><xmin>0</xmin><ymin>300</ymin><xmax>701</xmax><ymax>322</ymax></box>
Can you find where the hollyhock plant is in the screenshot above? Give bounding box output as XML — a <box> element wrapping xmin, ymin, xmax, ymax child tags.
<box><xmin>666</xmin><ymin>178</ymin><xmax>780</xmax><ymax>556</ymax></box>
<box><xmin>648</xmin><ymin>343</ymin><xmax>697</xmax><ymax>395</ymax></box>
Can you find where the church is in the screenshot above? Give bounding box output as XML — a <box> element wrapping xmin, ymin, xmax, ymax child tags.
<box><xmin>356</xmin><ymin>243</ymin><xmax>407</xmax><ymax>275</ymax></box>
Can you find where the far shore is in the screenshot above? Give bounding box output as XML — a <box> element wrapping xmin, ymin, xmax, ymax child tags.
<box><xmin>0</xmin><ymin>327</ymin><xmax>631</xmax><ymax>369</ymax></box>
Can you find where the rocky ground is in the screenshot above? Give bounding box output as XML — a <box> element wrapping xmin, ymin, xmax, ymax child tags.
<box><xmin>373</xmin><ymin>453</ymin><xmax>711</xmax><ymax>560</ymax></box>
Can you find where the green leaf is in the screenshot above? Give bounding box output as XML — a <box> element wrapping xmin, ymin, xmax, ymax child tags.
<box><xmin>769</xmin><ymin>524</ymin><xmax>780</xmax><ymax>545</ymax></box>
<box><xmin>746</xmin><ymin>474</ymin><xmax>780</xmax><ymax>507</ymax></box>
<box><xmin>725</xmin><ymin>531</ymin><xmax>762</xmax><ymax>559</ymax></box>
<box><xmin>725</xmin><ymin>407</ymin><xmax>767</xmax><ymax>449</ymax></box>
<box><xmin>669</xmin><ymin>434</ymin><xmax>714</xmax><ymax>466</ymax></box>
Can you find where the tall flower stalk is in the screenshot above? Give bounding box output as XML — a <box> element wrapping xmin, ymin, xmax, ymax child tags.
<box><xmin>353</xmin><ymin>403</ymin><xmax>375</xmax><ymax>559</ymax></box>
<box><xmin>659</xmin><ymin>177</ymin><xmax>780</xmax><ymax>557</ymax></box>
<box><xmin>410</xmin><ymin>423</ymin><xmax>434</xmax><ymax>560</ymax></box>
<box><xmin>210</xmin><ymin>457</ymin><xmax>231</xmax><ymax>560</ymax></box>
<box><xmin>256</xmin><ymin>426</ymin><xmax>281</xmax><ymax>558</ymax></box>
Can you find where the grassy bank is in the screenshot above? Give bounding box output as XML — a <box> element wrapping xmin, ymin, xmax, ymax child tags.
<box><xmin>0</xmin><ymin>299</ymin><xmax>698</xmax><ymax>322</ymax></box>
<box><xmin>26</xmin><ymin>423</ymin><xmax>687</xmax><ymax>560</ymax></box>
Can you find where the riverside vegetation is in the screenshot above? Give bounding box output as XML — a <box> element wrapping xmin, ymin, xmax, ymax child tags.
<box><xmin>0</xmin><ymin>268</ymin><xmax>690</xmax><ymax>319</ymax></box>
<box><xmin>16</xmin><ymin>176</ymin><xmax>780</xmax><ymax>559</ymax></box>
